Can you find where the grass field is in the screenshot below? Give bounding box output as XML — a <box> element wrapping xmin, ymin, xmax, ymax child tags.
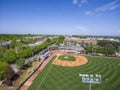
<box><xmin>28</xmin><ymin>55</ymin><xmax>120</xmax><ymax>90</ymax></box>
<box><xmin>58</xmin><ymin>54</ymin><xmax>75</xmax><ymax>61</ymax></box>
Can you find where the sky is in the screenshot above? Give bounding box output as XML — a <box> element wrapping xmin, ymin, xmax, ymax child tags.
<box><xmin>0</xmin><ymin>0</ymin><xmax>120</xmax><ymax>36</ymax></box>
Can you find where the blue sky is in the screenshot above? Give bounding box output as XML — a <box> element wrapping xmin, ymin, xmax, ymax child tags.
<box><xmin>0</xmin><ymin>0</ymin><xmax>120</xmax><ymax>35</ymax></box>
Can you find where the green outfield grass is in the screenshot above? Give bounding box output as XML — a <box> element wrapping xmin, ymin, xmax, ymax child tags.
<box><xmin>29</xmin><ymin>55</ymin><xmax>120</xmax><ymax>90</ymax></box>
<box><xmin>58</xmin><ymin>54</ymin><xmax>75</xmax><ymax>61</ymax></box>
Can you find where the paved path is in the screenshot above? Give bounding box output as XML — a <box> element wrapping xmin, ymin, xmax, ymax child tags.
<box><xmin>19</xmin><ymin>53</ymin><xmax>55</xmax><ymax>90</ymax></box>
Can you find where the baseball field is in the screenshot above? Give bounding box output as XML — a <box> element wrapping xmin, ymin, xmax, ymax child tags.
<box><xmin>28</xmin><ymin>54</ymin><xmax>120</xmax><ymax>90</ymax></box>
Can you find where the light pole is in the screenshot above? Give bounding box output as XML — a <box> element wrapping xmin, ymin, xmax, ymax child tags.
<box><xmin>89</xmin><ymin>81</ymin><xmax>91</xmax><ymax>90</ymax></box>
<box><xmin>79</xmin><ymin>74</ymin><xmax>102</xmax><ymax>90</ymax></box>
<box><xmin>92</xmin><ymin>46</ymin><xmax>96</xmax><ymax>55</ymax></box>
<box><xmin>63</xmin><ymin>41</ymin><xmax>65</xmax><ymax>53</ymax></box>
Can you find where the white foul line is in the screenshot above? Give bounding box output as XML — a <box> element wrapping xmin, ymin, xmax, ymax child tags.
<box><xmin>37</xmin><ymin>64</ymin><xmax>53</xmax><ymax>90</ymax></box>
<box><xmin>37</xmin><ymin>56</ymin><xmax>57</xmax><ymax>90</ymax></box>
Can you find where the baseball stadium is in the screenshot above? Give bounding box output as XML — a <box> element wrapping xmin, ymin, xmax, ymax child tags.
<box><xmin>20</xmin><ymin>50</ymin><xmax>120</xmax><ymax>90</ymax></box>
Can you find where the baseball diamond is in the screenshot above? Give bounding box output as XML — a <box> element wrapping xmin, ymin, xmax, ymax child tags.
<box><xmin>53</xmin><ymin>54</ymin><xmax>88</xmax><ymax>67</ymax></box>
<box><xmin>28</xmin><ymin>51</ymin><xmax>120</xmax><ymax>90</ymax></box>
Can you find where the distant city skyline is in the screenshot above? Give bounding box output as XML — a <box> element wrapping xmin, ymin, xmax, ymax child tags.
<box><xmin>0</xmin><ymin>0</ymin><xmax>120</xmax><ymax>36</ymax></box>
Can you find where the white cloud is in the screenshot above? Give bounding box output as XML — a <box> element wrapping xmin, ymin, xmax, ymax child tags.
<box><xmin>80</xmin><ymin>0</ymin><xmax>88</xmax><ymax>4</ymax></box>
<box><xmin>95</xmin><ymin>0</ymin><xmax>120</xmax><ymax>12</ymax></box>
<box><xmin>79</xmin><ymin>0</ymin><xmax>88</xmax><ymax>7</ymax></box>
<box><xmin>73</xmin><ymin>0</ymin><xmax>88</xmax><ymax>7</ymax></box>
<box><xmin>73</xmin><ymin>0</ymin><xmax>78</xmax><ymax>5</ymax></box>
<box><xmin>85</xmin><ymin>11</ymin><xmax>94</xmax><ymax>16</ymax></box>
<box><xmin>85</xmin><ymin>0</ymin><xmax>120</xmax><ymax>16</ymax></box>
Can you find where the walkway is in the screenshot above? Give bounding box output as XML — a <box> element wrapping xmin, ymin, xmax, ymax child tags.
<box><xmin>19</xmin><ymin>54</ymin><xmax>54</xmax><ymax>90</ymax></box>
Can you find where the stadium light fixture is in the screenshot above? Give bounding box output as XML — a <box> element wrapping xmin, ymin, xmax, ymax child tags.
<box><xmin>79</xmin><ymin>74</ymin><xmax>102</xmax><ymax>90</ymax></box>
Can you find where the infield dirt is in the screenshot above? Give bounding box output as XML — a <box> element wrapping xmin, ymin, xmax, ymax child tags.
<box><xmin>53</xmin><ymin>53</ymin><xmax>88</xmax><ymax>67</ymax></box>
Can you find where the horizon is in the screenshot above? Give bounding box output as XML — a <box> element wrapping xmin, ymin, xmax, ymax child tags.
<box><xmin>0</xmin><ymin>33</ymin><xmax>120</xmax><ymax>37</ymax></box>
<box><xmin>0</xmin><ymin>0</ymin><xmax>120</xmax><ymax>36</ymax></box>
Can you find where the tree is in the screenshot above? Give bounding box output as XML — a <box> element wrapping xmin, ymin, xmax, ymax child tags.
<box><xmin>0</xmin><ymin>61</ymin><xmax>8</xmax><ymax>79</ymax></box>
<box><xmin>46</xmin><ymin>38</ymin><xmax>51</xmax><ymax>42</ymax></box>
<box><xmin>0</xmin><ymin>46</ymin><xmax>6</xmax><ymax>59</ymax></box>
<box><xmin>85</xmin><ymin>44</ymin><xmax>93</xmax><ymax>53</ymax></box>
<box><xmin>104</xmin><ymin>44</ymin><xmax>115</xmax><ymax>55</ymax></box>
<box><xmin>10</xmin><ymin>40</ymin><xmax>17</xmax><ymax>49</ymax></box>
<box><xmin>96</xmin><ymin>46</ymin><xmax>105</xmax><ymax>53</ymax></box>
<box><xmin>3</xmin><ymin>49</ymin><xmax>17</xmax><ymax>63</ymax></box>
<box><xmin>117</xmin><ymin>46</ymin><xmax>120</xmax><ymax>53</ymax></box>
<box><xmin>16</xmin><ymin>58</ymin><xmax>25</xmax><ymax>68</ymax></box>
<box><xmin>3</xmin><ymin>65</ymin><xmax>15</xmax><ymax>80</ymax></box>
<box><xmin>17</xmin><ymin>46</ymin><xmax>32</xmax><ymax>58</ymax></box>
<box><xmin>3</xmin><ymin>65</ymin><xmax>15</xmax><ymax>86</ymax></box>
<box><xmin>55</xmin><ymin>36</ymin><xmax>65</xmax><ymax>45</ymax></box>
<box><xmin>98</xmin><ymin>40</ymin><xmax>120</xmax><ymax>51</ymax></box>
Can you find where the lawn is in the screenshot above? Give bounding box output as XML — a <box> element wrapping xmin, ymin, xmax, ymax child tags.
<box><xmin>58</xmin><ymin>54</ymin><xmax>75</xmax><ymax>61</ymax></box>
<box><xmin>29</xmin><ymin>55</ymin><xmax>120</xmax><ymax>90</ymax></box>
<box><xmin>0</xmin><ymin>86</ymin><xmax>6</xmax><ymax>90</ymax></box>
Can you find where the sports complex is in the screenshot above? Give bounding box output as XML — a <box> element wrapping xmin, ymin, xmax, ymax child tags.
<box><xmin>25</xmin><ymin>50</ymin><xmax>120</xmax><ymax>90</ymax></box>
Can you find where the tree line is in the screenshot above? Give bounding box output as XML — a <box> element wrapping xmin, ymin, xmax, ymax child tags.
<box><xmin>0</xmin><ymin>36</ymin><xmax>64</xmax><ymax>80</ymax></box>
<box><xmin>85</xmin><ymin>40</ymin><xmax>120</xmax><ymax>55</ymax></box>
